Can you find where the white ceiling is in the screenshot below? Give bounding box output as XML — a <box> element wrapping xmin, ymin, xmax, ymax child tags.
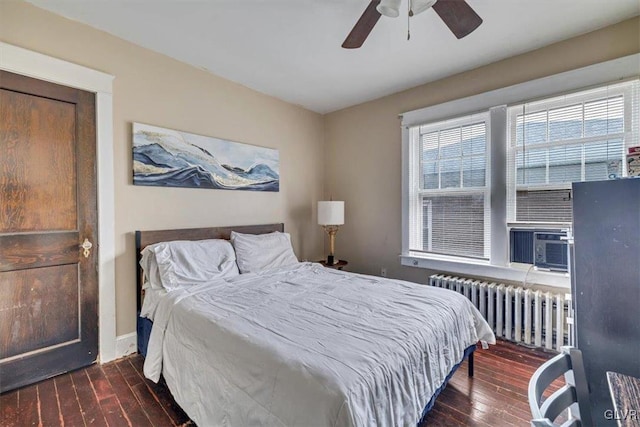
<box><xmin>27</xmin><ymin>0</ymin><xmax>640</xmax><ymax>114</ymax></box>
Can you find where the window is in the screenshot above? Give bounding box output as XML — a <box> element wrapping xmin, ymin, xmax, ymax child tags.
<box><xmin>507</xmin><ymin>84</ymin><xmax>632</xmax><ymax>224</ymax></box>
<box><xmin>402</xmin><ymin>62</ymin><xmax>639</xmax><ymax>285</ymax></box>
<box><xmin>408</xmin><ymin>113</ymin><xmax>490</xmax><ymax>259</ymax></box>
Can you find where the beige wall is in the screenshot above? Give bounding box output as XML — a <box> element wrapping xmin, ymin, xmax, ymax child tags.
<box><xmin>0</xmin><ymin>1</ymin><xmax>326</xmax><ymax>336</ymax></box>
<box><xmin>324</xmin><ymin>17</ymin><xmax>640</xmax><ymax>285</ymax></box>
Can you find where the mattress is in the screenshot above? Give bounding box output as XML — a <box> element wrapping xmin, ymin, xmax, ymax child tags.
<box><xmin>144</xmin><ymin>262</ymin><xmax>495</xmax><ymax>426</ymax></box>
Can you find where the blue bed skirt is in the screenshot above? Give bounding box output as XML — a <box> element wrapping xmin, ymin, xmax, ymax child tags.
<box><xmin>137</xmin><ymin>312</ymin><xmax>152</xmax><ymax>358</ymax></box>
<box><xmin>418</xmin><ymin>344</ymin><xmax>476</xmax><ymax>424</ymax></box>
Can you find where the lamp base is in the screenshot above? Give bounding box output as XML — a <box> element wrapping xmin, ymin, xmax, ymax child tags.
<box><xmin>327</xmin><ymin>255</ymin><xmax>335</xmax><ymax>265</ymax></box>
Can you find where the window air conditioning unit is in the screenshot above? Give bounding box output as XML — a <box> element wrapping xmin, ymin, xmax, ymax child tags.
<box><xmin>510</xmin><ymin>228</ymin><xmax>568</xmax><ymax>272</ymax></box>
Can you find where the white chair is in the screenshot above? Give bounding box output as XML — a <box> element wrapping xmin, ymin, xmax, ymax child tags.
<box><xmin>528</xmin><ymin>346</ymin><xmax>593</xmax><ymax>427</ymax></box>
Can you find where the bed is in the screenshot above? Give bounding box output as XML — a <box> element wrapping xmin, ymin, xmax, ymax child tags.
<box><xmin>135</xmin><ymin>224</ymin><xmax>495</xmax><ymax>426</ymax></box>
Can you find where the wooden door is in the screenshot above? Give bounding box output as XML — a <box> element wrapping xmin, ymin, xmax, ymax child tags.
<box><xmin>0</xmin><ymin>70</ymin><xmax>98</xmax><ymax>393</ymax></box>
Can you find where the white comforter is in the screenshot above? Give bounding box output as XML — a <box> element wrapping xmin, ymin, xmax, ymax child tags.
<box><xmin>144</xmin><ymin>262</ymin><xmax>495</xmax><ymax>427</ymax></box>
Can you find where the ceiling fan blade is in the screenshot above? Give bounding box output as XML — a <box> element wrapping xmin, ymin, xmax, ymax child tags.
<box><xmin>342</xmin><ymin>0</ymin><xmax>382</xmax><ymax>49</ymax></box>
<box><xmin>432</xmin><ymin>0</ymin><xmax>483</xmax><ymax>39</ymax></box>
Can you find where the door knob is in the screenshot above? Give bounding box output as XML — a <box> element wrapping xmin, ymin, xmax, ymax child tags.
<box><xmin>80</xmin><ymin>238</ymin><xmax>93</xmax><ymax>258</ymax></box>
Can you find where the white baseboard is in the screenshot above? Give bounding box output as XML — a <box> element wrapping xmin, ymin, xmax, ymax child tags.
<box><xmin>114</xmin><ymin>332</ymin><xmax>138</xmax><ymax>360</ymax></box>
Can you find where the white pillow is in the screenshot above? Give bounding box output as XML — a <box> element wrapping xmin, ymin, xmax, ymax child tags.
<box><xmin>230</xmin><ymin>231</ymin><xmax>298</xmax><ymax>274</ymax></box>
<box><xmin>141</xmin><ymin>239</ymin><xmax>239</xmax><ymax>290</ymax></box>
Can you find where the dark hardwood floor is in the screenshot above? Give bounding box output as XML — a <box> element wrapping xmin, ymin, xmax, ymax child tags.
<box><xmin>0</xmin><ymin>339</ymin><xmax>555</xmax><ymax>426</ymax></box>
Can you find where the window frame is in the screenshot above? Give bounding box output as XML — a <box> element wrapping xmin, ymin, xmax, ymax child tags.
<box><xmin>506</xmin><ymin>83</ymin><xmax>633</xmax><ymax>225</ymax></box>
<box><xmin>408</xmin><ymin>112</ymin><xmax>491</xmax><ymax>259</ymax></box>
<box><xmin>400</xmin><ymin>53</ymin><xmax>639</xmax><ymax>289</ymax></box>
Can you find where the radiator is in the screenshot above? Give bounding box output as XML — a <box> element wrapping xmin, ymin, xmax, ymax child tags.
<box><xmin>429</xmin><ymin>274</ymin><xmax>572</xmax><ymax>351</ymax></box>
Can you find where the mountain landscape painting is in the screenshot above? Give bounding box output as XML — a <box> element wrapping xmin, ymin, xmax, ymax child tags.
<box><xmin>133</xmin><ymin>123</ymin><xmax>279</xmax><ymax>192</ymax></box>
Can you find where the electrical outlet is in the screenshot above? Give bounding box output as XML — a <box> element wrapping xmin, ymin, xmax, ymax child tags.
<box><xmin>380</xmin><ymin>267</ymin><xmax>387</xmax><ymax>277</ymax></box>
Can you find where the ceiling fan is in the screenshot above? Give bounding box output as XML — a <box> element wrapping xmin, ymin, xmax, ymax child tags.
<box><xmin>342</xmin><ymin>0</ymin><xmax>483</xmax><ymax>49</ymax></box>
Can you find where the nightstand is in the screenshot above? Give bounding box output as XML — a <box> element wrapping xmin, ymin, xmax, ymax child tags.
<box><xmin>318</xmin><ymin>260</ymin><xmax>348</xmax><ymax>270</ymax></box>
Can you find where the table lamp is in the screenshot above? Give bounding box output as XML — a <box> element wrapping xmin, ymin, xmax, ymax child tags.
<box><xmin>318</xmin><ymin>201</ymin><xmax>344</xmax><ymax>265</ymax></box>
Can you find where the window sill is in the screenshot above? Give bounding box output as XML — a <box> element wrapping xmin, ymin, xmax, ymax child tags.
<box><xmin>400</xmin><ymin>253</ymin><xmax>570</xmax><ymax>289</ymax></box>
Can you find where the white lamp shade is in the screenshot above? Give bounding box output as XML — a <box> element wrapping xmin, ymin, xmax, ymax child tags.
<box><xmin>376</xmin><ymin>0</ymin><xmax>401</xmax><ymax>18</ymax></box>
<box><xmin>410</xmin><ymin>0</ymin><xmax>437</xmax><ymax>15</ymax></box>
<box><xmin>318</xmin><ymin>201</ymin><xmax>345</xmax><ymax>226</ymax></box>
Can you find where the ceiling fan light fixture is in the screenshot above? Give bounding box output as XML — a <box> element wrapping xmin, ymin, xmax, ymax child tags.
<box><xmin>410</xmin><ymin>0</ymin><xmax>437</xmax><ymax>16</ymax></box>
<box><xmin>376</xmin><ymin>0</ymin><xmax>402</xmax><ymax>18</ymax></box>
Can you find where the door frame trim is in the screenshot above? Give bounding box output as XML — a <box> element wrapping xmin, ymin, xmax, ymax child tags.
<box><xmin>1</xmin><ymin>42</ymin><xmax>118</xmax><ymax>363</ymax></box>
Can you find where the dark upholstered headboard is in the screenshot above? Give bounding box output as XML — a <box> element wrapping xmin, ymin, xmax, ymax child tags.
<box><xmin>134</xmin><ymin>223</ymin><xmax>284</xmax><ymax>310</ymax></box>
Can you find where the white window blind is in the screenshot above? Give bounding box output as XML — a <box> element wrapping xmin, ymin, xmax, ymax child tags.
<box><xmin>409</xmin><ymin>113</ymin><xmax>490</xmax><ymax>259</ymax></box>
<box><xmin>507</xmin><ymin>80</ymin><xmax>639</xmax><ymax>224</ymax></box>
<box><xmin>516</xmin><ymin>189</ymin><xmax>572</xmax><ymax>223</ymax></box>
